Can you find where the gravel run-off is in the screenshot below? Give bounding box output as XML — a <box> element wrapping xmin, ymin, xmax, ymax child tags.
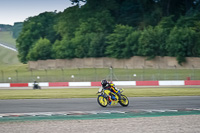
<box><xmin>0</xmin><ymin>115</ymin><xmax>200</xmax><ymax>133</ymax></box>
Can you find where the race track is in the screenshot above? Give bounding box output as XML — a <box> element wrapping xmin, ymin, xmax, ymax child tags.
<box><xmin>0</xmin><ymin>96</ymin><xmax>200</xmax><ymax>114</ymax></box>
<box><xmin>1</xmin><ymin>96</ymin><xmax>200</xmax><ymax>133</ymax></box>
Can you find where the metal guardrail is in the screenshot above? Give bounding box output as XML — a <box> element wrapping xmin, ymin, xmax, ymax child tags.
<box><xmin>0</xmin><ymin>42</ymin><xmax>17</xmax><ymax>52</ymax></box>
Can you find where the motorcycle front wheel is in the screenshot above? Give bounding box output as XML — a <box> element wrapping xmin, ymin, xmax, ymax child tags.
<box><xmin>97</xmin><ymin>95</ymin><xmax>108</xmax><ymax>107</ymax></box>
<box><xmin>119</xmin><ymin>95</ymin><xmax>129</xmax><ymax>107</ymax></box>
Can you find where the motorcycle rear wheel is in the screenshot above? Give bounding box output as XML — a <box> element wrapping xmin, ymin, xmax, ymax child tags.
<box><xmin>97</xmin><ymin>95</ymin><xmax>108</xmax><ymax>107</ymax></box>
<box><xmin>119</xmin><ymin>95</ymin><xmax>129</xmax><ymax>107</ymax></box>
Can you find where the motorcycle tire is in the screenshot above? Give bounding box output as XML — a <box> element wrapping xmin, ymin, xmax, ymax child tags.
<box><xmin>119</xmin><ymin>94</ymin><xmax>129</xmax><ymax>107</ymax></box>
<box><xmin>97</xmin><ymin>95</ymin><xmax>108</xmax><ymax>107</ymax></box>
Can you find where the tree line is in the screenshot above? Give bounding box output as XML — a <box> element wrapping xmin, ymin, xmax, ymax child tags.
<box><xmin>0</xmin><ymin>24</ymin><xmax>12</xmax><ymax>31</ymax></box>
<box><xmin>16</xmin><ymin>0</ymin><xmax>200</xmax><ymax>64</ymax></box>
<box><xmin>0</xmin><ymin>23</ymin><xmax>23</xmax><ymax>39</ymax></box>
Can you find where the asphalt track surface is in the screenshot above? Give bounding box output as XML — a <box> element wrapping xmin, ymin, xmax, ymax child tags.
<box><xmin>0</xmin><ymin>96</ymin><xmax>200</xmax><ymax>114</ymax></box>
<box><xmin>1</xmin><ymin>96</ymin><xmax>200</xmax><ymax>133</ymax></box>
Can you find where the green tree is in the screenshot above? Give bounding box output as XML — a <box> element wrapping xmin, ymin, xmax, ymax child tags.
<box><xmin>176</xmin><ymin>13</ymin><xmax>200</xmax><ymax>28</ymax></box>
<box><xmin>138</xmin><ymin>26</ymin><xmax>167</xmax><ymax>59</ymax></box>
<box><xmin>70</xmin><ymin>10</ymin><xmax>114</xmax><ymax>58</ymax></box>
<box><xmin>55</xmin><ymin>6</ymin><xmax>81</xmax><ymax>39</ymax></box>
<box><xmin>27</xmin><ymin>38</ymin><xmax>52</xmax><ymax>61</ymax></box>
<box><xmin>16</xmin><ymin>12</ymin><xmax>57</xmax><ymax>63</ymax></box>
<box><xmin>0</xmin><ymin>24</ymin><xmax>12</xmax><ymax>31</ymax></box>
<box><xmin>125</xmin><ymin>30</ymin><xmax>141</xmax><ymax>57</ymax></box>
<box><xmin>155</xmin><ymin>0</ymin><xmax>196</xmax><ymax>17</ymax></box>
<box><xmin>16</xmin><ymin>21</ymin><xmax>42</xmax><ymax>63</ymax></box>
<box><xmin>106</xmin><ymin>24</ymin><xmax>134</xmax><ymax>58</ymax></box>
<box><xmin>166</xmin><ymin>26</ymin><xmax>199</xmax><ymax>64</ymax></box>
<box><xmin>15</xmin><ymin>0</ymin><xmax>200</xmax><ymax>64</ymax></box>
<box><xmin>157</xmin><ymin>15</ymin><xmax>175</xmax><ymax>33</ymax></box>
<box><xmin>12</xmin><ymin>22</ymin><xmax>23</xmax><ymax>38</ymax></box>
<box><xmin>52</xmin><ymin>38</ymin><xmax>75</xmax><ymax>59</ymax></box>
<box><xmin>87</xmin><ymin>33</ymin><xmax>106</xmax><ymax>57</ymax></box>
<box><xmin>116</xmin><ymin>0</ymin><xmax>144</xmax><ymax>27</ymax></box>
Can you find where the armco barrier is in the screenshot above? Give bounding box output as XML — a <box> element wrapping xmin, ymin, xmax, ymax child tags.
<box><xmin>49</xmin><ymin>82</ymin><xmax>69</xmax><ymax>87</ymax></box>
<box><xmin>10</xmin><ymin>83</ymin><xmax>28</xmax><ymax>87</ymax></box>
<box><xmin>68</xmin><ymin>82</ymin><xmax>91</xmax><ymax>87</ymax></box>
<box><xmin>136</xmin><ymin>81</ymin><xmax>159</xmax><ymax>86</ymax></box>
<box><xmin>185</xmin><ymin>80</ymin><xmax>200</xmax><ymax>85</ymax></box>
<box><xmin>91</xmin><ymin>82</ymin><xmax>101</xmax><ymax>86</ymax></box>
<box><xmin>159</xmin><ymin>81</ymin><xmax>185</xmax><ymax>86</ymax></box>
<box><xmin>0</xmin><ymin>83</ymin><xmax>10</xmax><ymax>87</ymax></box>
<box><xmin>0</xmin><ymin>80</ymin><xmax>200</xmax><ymax>87</ymax></box>
<box><xmin>113</xmin><ymin>81</ymin><xmax>136</xmax><ymax>86</ymax></box>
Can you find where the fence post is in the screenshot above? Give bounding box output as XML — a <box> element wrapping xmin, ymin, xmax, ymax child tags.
<box><xmin>61</xmin><ymin>68</ymin><xmax>64</xmax><ymax>82</ymax></box>
<box><xmin>30</xmin><ymin>69</ymin><xmax>33</xmax><ymax>76</ymax></box>
<box><xmin>1</xmin><ymin>70</ymin><xmax>4</xmax><ymax>82</ymax></box>
<box><xmin>174</xmin><ymin>65</ymin><xmax>178</xmax><ymax>80</ymax></box>
<box><xmin>94</xmin><ymin>67</ymin><xmax>97</xmax><ymax>81</ymax></box>
<box><xmin>78</xmin><ymin>68</ymin><xmax>80</xmax><ymax>81</ymax></box>
<box><xmin>110</xmin><ymin>66</ymin><xmax>113</xmax><ymax>82</ymax></box>
<box><xmin>15</xmin><ymin>70</ymin><xmax>18</xmax><ymax>83</ymax></box>
<box><xmin>126</xmin><ymin>66</ymin><xmax>129</xmax><ymax>81</ymax></box>
<box><xmin>142</xmin><ymin>66</ymin><xmax>144</xmax><ymax>81</ymax></box>
<box><xmin>192</xmin><ymin>65</ymin><xmax>195</xmax><ymax>80</ymax></box>
<box><xmin>158</xmin><ymin>65</ymin><xmax>160</xmax><ymax>80</ymax></box>
<box><xmin>30</xmin><ymin>69</ymin><xmax>33</xmax><ymax>82</ymax></box>
<box><xmin>45</xmin><ymin>69</ymin><xmax>47</xmax><ymax>82</ymax></box>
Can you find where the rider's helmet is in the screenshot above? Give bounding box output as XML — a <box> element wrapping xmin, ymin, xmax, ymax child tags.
<box><xmin>101</xmin><ymin>79</ymin><xmax>108</xmax><ymax>87</ymax></box>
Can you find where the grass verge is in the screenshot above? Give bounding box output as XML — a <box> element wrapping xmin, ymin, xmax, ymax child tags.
<box><xmin>0</xmin><ymin>46</ymin><xmax>20</xmax><ymax>65</ymax></box>
<box><xmin>0</xmin><ymin>31</ymin><xmax>16</xmax><ymax>46</ymax></box>
<box><xmin>1</xmin><ymin>64</ymin><xmax>200</xmax><ymax>83</ymax></box>
<box><xmin>0</xmin><ymin>87</ymin><xmax>199</xmax><ymax>99</ymax></box>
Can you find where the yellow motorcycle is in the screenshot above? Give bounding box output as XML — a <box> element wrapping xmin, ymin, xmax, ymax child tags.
<box><xmin>97</xmin><ymin>87</ymin><xmax>129</xmax><ymax>107</ymax></box>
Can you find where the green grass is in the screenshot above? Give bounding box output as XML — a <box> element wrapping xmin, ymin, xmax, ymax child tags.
<box><xmin>0</xmin><ymin>64</ymin><xmax>200</xmax><ymax>83</ymax></box>
<box><xmin>0</xmin><ymin>31</ymin><xmax>16</xmax><ymax>46</ymax></box>
<box><xmin>0</xmin><ymin>31</ymin><xmax>19</xmax><ymax>66</ymax></box>
<box><xmin>0</xmin><ymin>46</ymin><xmax>20</xmax><ymax>65</ymax></box>
<box><xmin>0</xmin><ymin>87</ymin><xmax>200</xmax><ymax>99</ymax></box>
<box><xmin>0</xmin><ymin>64</ymin><xmax>200</xmax><ymax>82</ymax></box>
<box><xmin>125</xmin><ymin>87</ymin><xmax>200</xmax><ymax>97</ymax></box>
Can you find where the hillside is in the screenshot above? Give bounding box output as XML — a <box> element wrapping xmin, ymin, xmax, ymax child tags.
<box><xmin>0</xmin><ymin>31</ymin><xmax>20</xmax><ymax>65</ymax></box>
<box><xmin>0</xmin><ymin>46</ymin><xmax>20</xmax><ymax>65</ymax></box>
<box><xmin>0</xmin><ymin>31</ymin><xmax>16</xmax><ymax>46</ymax></box>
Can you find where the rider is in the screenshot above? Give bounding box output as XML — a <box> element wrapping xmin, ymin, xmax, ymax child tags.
<box><xmin>33</xmin><ymin>80</ymin><xmax>40</xmax><ymax>89</ymax></box>
<box><xmin>101</xmin><ymin>79</ymin><xmax>120</xmax><ymax>104</ymax></box>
